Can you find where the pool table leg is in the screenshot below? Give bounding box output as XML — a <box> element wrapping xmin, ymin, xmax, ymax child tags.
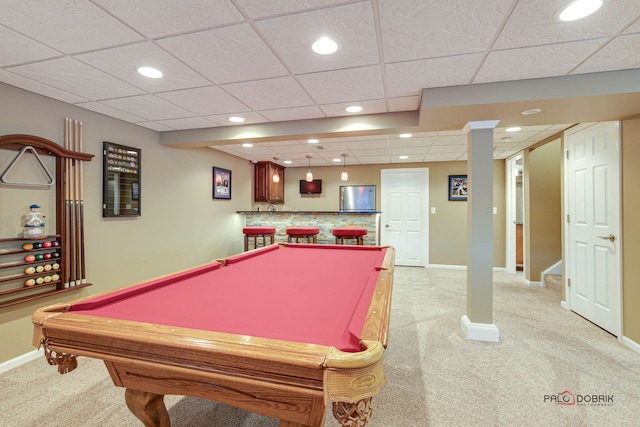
<box><xmin>125</xmin><ymin>388</ymin><xmax>170</xmax><ymax>427</ymax></box>
<box><xmin>332</xmin><ymin>398</ymin><xmax>373</xmax><ymax>426</ymax></box>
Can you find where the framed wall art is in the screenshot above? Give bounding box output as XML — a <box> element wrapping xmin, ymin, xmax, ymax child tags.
<box><xmin>448</xmin><ymin>175</ymin><xmax>468</xmax><ymax>201</ymax></box>
<box><xmin>213</xmin><ymin>167</ymin><xmax>231</xmax><ymax>200</ymax></box>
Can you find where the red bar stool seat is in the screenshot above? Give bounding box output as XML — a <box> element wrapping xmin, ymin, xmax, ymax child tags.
<box><xmin>332</xmin><ymin>227</ymin><xmax>368</xmax><ymax>245</ymax></box>
<box><xmin>286</xmin><ymin>226</ymin><xmax>320</xmax><ymax>244</ymax></box>
<box><xmin>243</xmin><ymin>226</ymin><xmax>276</xmax><ymax>251</ymax></box>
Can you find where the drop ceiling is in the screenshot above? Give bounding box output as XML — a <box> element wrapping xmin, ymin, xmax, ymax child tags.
<box><xmin>1</xmin><ymin>0</ymin><xmax>639</xmax><ymax>167</ymax></box>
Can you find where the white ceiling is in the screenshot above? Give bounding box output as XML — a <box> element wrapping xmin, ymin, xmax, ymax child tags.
<box><xmin>1</xmin><ymin>0</ymin><xmax>640</xmax><ymax>167</ymax></box>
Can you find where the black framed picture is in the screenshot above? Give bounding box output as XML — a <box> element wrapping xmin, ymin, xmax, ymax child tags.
<box><xmin>448</xmin><ymin>175</ymin><xmax>468</xmax><ymax>201</ymax></box>
<box><xmin>213</xmin><ymin>167</ymin><xmax>231</xmax><ymax>199</ymax></box>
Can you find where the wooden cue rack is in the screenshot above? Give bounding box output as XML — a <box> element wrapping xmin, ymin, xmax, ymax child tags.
<box><xmin>0</xmin><ymin>134</ymin><xmax>94</xmax><ymax>308</ymax></box>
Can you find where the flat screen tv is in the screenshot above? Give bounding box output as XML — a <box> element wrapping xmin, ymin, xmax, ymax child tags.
<box><xmin>300</xmin><ymin>179</ymin><xmax>322</xmax><ymax>194</ymax></box>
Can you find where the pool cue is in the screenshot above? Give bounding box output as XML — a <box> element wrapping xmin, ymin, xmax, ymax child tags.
<box><xmin>79</xmin><ymin>121</ymin><xmax>86</xmax><ymax>284</ymax></box>
<box><xmin>73</xmin><ymin>120</ymin><xmax>82</xmax><ymax>286</ymax></box>
<box><xmin>64</xmin><ymin>118</ymin><xmax>72</xmax><ymax>288</ymax></box>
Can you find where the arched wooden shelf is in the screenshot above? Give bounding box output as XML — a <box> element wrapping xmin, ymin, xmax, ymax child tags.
<box><xmin>0</xmin><ymin>134</ymin><xmax>94</xmax><ymax>308</ymax></box>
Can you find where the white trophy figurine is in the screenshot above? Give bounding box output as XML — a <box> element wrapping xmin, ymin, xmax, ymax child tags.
<box><xmin>23</xmin><ymin>204</ymin><xmax>46</xmax><ymax>238</ymax></box>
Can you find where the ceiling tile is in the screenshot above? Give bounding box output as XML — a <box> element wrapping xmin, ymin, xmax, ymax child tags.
<box><xmin>0</xmin><ymin>25</ymin><xmax>61</xmax><ymax>67</ymax></box>
<box><xmin>378</xmin><ymin>0</ymin><xmax>514</xmax><ymax>62</ymax></box>
<box><xmin>204</xmin><ymin>111</ymin><xmax>267</xmax><ymax>126</ymax></box>
<box><xmin>387</xmin><ymin>96</ymin><xmax>420</xmax><ymax>112</ymax></box>
<box><xmin>0</xmin><ymin>1</ymin><xmax>142</xmax><ymax>53</ymax></box>
<box><xmin>475</xmin><ymin>39</ymin><xmax>607</xmax><ymax>83</ymax></box>
<box><xmin>222</xmin><ymin>76</ymin><xmax>314</xmax><ymax>110</ymax></box>
<box><xmin>386</xmin><ymin>54</ymin><xmax>483</xmax><ymax>97</ymax></box>
<box><xmin>94</xmin><ymin>0</ymin><xmax>244</xmax><ymax>38</ymax></box>
<box><xmin>573</xmin><ymin>33</ymin><xmax>640</xmax><ymax>75</ymax></box>
<box><xmin>76</xmin><ymin>101</ymin><xmax>147</xmax><ymax>123</ymax></box>
<box><xmin>319</xmin><ymin>99</ymin><xmax>387</xmax><ymax>117</ymax></box>
<box><xmin>493</xmin><ymin>0</ymin><xmax>640</xmax><ymax>50</ymax></box>
<box><xmin>236</xmin><ymin>0</ymin><xmax>353</xmax><ymax>19</ymax></box>
<box><xmin>343</xmin><ymin>139</ymin><xmax>389</xmax><ymax>150</ymax></box>
<box><xmin>154</xmin><ymin>116</ymin><xmax>219</xmax><ymax>130</ymax></box>
<box><xmin>298</xmin><ymin>66</ymin><xmax>385</xmax><ymax>104</ymax></box>
<box><xmin>157</xmin><ymin>23</ymin><xmax>288</xmax><ymax>84</ymax></box>
<box><xmin>101</xmin><ymin>94</ymin><xmax>194</xmax><ymax>121</ymax></box>
<box><xmin>76</xmin><ymin>42</ymin><xmax>211</xmax><ymax>93</ymax></box>
<box><xmin>259</xmin><ymin>106</ymin><xmax>325</xmax><ymax>122</ymax></box>
<box><xmin>254</xmin><ymin>2</ymin><xmax>379</xmax><ymax>74</ymax></box>
<box><xmin>8</xmin><ymin>57</ymin><xmax>144</xmax><ymax>99</ymax></box>
<box><xmin>157</xmin><ymin>86</ymin><xmax>250</xmax><ymax>116</ymax></box>
<box><xmin>0</xmin><ymin>70</ymin><xmax>88</xmax><ymax>104</ymax></box>
<box><xmin>354</xmin><ymin>155</ymin><xmax>392</xmax><ymax>164</ymax></box>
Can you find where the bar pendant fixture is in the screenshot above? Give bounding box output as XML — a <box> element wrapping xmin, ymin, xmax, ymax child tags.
<box><xmin>272</xmin><ymin>157</ymin><xmax>280</xmax><ymax>183</ymax></box>
<box><xmin>305</xmin><ymin>155</ymin><xmax>313</xmax><ymax>182</ymax></box>
<box><xmin>340</xmin><ymin>153</ymin><xmax>349</xmax><ymax>181</ymax></box>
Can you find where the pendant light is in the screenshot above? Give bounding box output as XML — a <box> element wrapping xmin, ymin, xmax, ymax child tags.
<box><xmin>272</xmin><ymin>157</ymin><xmax>280</xmax><ymax>183</ymax></box>
<box><xmin>340</xmin><ymin>153</ymin><xmax>349</xmax><ymax>181</ymax></box>
<box><xmin>305</xmin><ymin>155</ymin><xmax>313</xmax><ymax>182</ymax></box>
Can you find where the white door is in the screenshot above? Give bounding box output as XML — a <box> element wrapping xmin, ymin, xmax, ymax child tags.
<box><xmin>381</xmin><ymin>168</ymin><xmax>428</xmax><ymax>266</ymax></box>
<box><xmin>565</xmin><ymin>122</ymin><xmax>621</xmax><ymax>336</ymax></box>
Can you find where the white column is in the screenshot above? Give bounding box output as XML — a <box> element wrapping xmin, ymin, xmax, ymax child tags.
<box><xmin>461</xmin><ymin>120</ymin><xmax>500</xmax><ymax>342</ymax></box>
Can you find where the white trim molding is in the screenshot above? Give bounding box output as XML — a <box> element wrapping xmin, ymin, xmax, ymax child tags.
<box><xmin>0</xmin><ymin>348</ymin><xmax>43</xmax><ymax>374</ymax></box>
<box><xmin>622</xmin><ymin>336</ymin><xmax>640</xmax><ymax>354</ymax></box>
<box><xmin>461</xmin><ymin>315</ymin><xmax>500</xmax><ymax>342</ymax></box>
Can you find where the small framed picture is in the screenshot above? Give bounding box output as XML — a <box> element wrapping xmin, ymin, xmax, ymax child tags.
<box><xmin>449</xmin><ymin>175</ymin><xmax>468</xmax><ymax>201</ymax></box>
<box><xmin>213</xmin><ymin>167</ymin><xmax>231</xmax><ymax>200</ymax></box>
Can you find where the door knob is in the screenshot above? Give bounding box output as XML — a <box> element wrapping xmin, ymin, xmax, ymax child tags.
<box><xmin>597</xmin><ymin>234</ymin><xmax>616</xmax><ymax>242</ymax></box>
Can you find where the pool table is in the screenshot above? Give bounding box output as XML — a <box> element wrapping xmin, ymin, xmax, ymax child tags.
<box><xmin>32</xmin><ymin>243</ymin><xmax>395</xmax><ymax>427</ymax></box>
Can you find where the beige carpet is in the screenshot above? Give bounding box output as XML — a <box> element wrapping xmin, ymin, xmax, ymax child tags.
<box><xmin>1</xmin><ymin>267</ymin><xmax>639</xmax><ymax>426</ymax></box>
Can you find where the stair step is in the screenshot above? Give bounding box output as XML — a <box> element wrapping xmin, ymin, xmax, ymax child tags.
<box><xmin>545</xmin><ymin>274</ymin><xmax>562</xmax><ymax>293</ymax></box>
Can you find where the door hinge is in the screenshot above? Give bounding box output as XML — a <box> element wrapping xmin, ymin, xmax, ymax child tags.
<box><xmin>567</xmin><ymin>278</ymin><xmax>571</xmax><ymax>288</ymax></box>
<box><xmin>566</xmin><ymin>150</ymin><xmax>569</xmax><ymax>160</ymax></box>
<box><xmin>567</xmin><ymin>214</ymin><xmax>570</xmax><ymax>224</ymax></box>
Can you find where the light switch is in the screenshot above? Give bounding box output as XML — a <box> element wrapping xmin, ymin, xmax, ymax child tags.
<box><xmin>493</xmin><ymin>207</ymin><xmax>497</xmax><ymax>214</ymax></box>
<box><xmin>431</xmin><ymin>207</ymin><xmax>436</xmax><ymax>214</ymax></box>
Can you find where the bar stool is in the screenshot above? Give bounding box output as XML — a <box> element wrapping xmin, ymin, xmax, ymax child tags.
<box><xmin>286</xmin><ymin>226</ymin><xmax>320</xmax><ymax>243</ymax></box>
<box><xmin>242</xmin><ymin>226</ymin><xmax>276</xmax><ymax>251</ymax></box>
<box><xmin>332</xmin><ymin>227</ymin><xmax>368</xmax><ymax>245</ymax></box>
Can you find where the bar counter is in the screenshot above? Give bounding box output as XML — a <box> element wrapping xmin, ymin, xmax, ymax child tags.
<box><xmin>237</xmin><ymin>211</ymin><xmax>381</xmax><ymax>245</ymax></box>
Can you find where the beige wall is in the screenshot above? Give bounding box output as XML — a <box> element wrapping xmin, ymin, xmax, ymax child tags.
<box><xmin>525</xmin><ymin>138</ymin><xmax>562</xmax><ymax>281</ymax></box>
<box><xmin>622</xmin><ymin>117</ymin><xmax>640</xmax><ymax>343</ymax></box>
<box><xmin>259</xmin><ymin>160</ymin><xmax>506</xmax><ymax>267</ymax></box>
<box><xmin>0</xmin><ymin>83</ymin><xmax>253</xmax><ymax>362</ymax></box>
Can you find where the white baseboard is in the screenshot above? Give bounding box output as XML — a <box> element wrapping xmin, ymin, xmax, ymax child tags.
<box><xmin>0</xmin><ymin>348</ymin><xmax>43</xmax><ymax>374</ymax></box>
<box><xmin>461</xmin><ymin>315</ymin><xmax>500</xmax><ymax>342</ymax></box>
<box><xmin>523</xmin><ymin>278</ymin><xmax>543</xmax><ymax>287</ymax></box>
<box><xmin>622</xmin><ymin>336</ymin><xmax>640</xmax><ymax>354</ymax></box>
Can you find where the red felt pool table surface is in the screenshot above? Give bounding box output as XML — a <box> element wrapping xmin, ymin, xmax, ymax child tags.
<box><xmin>32</xmin><ymin>243</ymin><xmax>395</xmax><ymax>427</ymax></box>
<box><xmin>70</xmin><ymin>243</ymin><xmax>387</xmax><ymax>351</ymax></box>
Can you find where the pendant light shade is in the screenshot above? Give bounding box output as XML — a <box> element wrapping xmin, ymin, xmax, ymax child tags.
<box><xmin>272</xmin><ymin>157</ymin><xmax>280</xmax><ymax>183</ymax></box>
<box><xmin>305</xmin><ymin>155</ymin><xmax>313</xmax><ymax>182</ymax></box>
<box><xmin>340</xmin><ymin>153</ymin><xmax>348</xmax><ymax>181</ymax></box>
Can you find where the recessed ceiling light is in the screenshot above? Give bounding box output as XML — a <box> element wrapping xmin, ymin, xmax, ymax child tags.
<box><xmin>312</xmin><ymin>37</ymin><xmax>338</xmax><ymax>55</ymax></box>
<box><xmin>284</xmin><ymin>160</ymin><xmax>292</xmax><ymax>164</ymax></box>
<box><xmin>242</xmin><ymin>143</ymin><xmax>253</xmax><ymax>148</ymax></box>
<box><xmin>229</xmin><ymin>116</ymin><xmax>245</xmax><ymax>123</ymax></box>
<box><xmin>345</xmin><ymin>105</ymin><xmax>363</xmax><ymax>113</ymax></box>
<box><xmin>399</xmin><ymin>133</ymin><xmax>413</xmax><ymax>138</ymax></box>
<box><xmin>399</xmin><ymin>155</ymin><xmax>409</xmax><ymax>160</ymax></box>
<box><xmin>521</xmin><ymin>108</ymin><xmax>542</xmax><ymax>115</ymax></box>
<box><xmin>558</xmin><ymin>0</ymin><xmax>603</xmax><ymax>21</ymax></box>
<box><xmin>307</xmin><ymin>139</ymin><xmax>319</xmax><ymax>144</ymax></box>
<box><xmin>506</xmin><ymin>127</ymin><xmax>522</xmax><ymax>132</ymax></box>
<box><xmin>137</xmin><ymin>66</ymin><xmax>163</xmax><ymax>78</ymax></box>
<box><xmin>333</xmin><ymin>158</ymin><xmax>342</xmax><ymax>162</ymax></box>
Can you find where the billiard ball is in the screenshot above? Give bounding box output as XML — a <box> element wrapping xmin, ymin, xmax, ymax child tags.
<box><xmin>52</xmin><ymin>252</ymin><xmax>60</xmax><ymax>258</ymax></box>
<box><xmin>24</xmin><ymin>279</ymin><xmax>36</xmax><ymax>287</ymax></box>
<box><xmin>43</xmin><ymin>253</ymin><xmax>52</xmax><ymax>259</ymax></box>
<box><xmin>43</xmin><ymin>241</ymin><xmax>52</xmax><ymax>248</ymax></box>
<box><xmin>22</xmin><ymin>243</ymin><xmax>34</xmax><ymax>251</ymax></box>
<box><xmin>24</xmin><ymin>255</ymin><xmax>36</xmax><ymax>262</ymax></box>
<box><xmin>35</xmin><ymin>277</ymin><xmax>44</xmax><ymax>285</ymax></box>
<box><xmin>52</xmin><ymin>241</ymin><xmax>60</xmax><ymax>247</ymax></box>
<box><xmin>52</xmin><ymin>263</ymin><xmax>60</xmax><ymax>270</ymax></box>
<box><xmin>24</xmin><ymin>266</ymin><xmax>36</xmax><ymax>275</ymax></box>
<box><xmin>44</xmin><ymin>264</ymin><xmax>52</xmax><ymax>271</ymax></box>
<box><xmin>43</xmin><ymin>276</ymin><xmax>52</xmax><ymax>283</ymax></box>
<box><xmin>35</xmin><ymin>254</ymin><xmax>44</xmax><ymax>261</ymax></box>
<box><xmin>51</xmin><ymin>274</ymin><xmax>60</xmax><ymax>281</ymax></box>
<box><xmin>33</xmin><ymin>242</ymin><xmax>42</xmax><ymax>249</ymax></box>
<box><xmin>35</xmin><ymin>265</ymin><xmax>45</xmax><ymax>273</ymax></box>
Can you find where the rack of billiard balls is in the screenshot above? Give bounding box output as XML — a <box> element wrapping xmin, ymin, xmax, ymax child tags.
<box><xmin>22</xmin><ymin>240</ymin><xmax>61</xmax><ymax>287</ymax></box>
<box><xmin>23</xmin><ymin>262</ymin><xmax>61</xmax><ymax>287</ymax></box>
